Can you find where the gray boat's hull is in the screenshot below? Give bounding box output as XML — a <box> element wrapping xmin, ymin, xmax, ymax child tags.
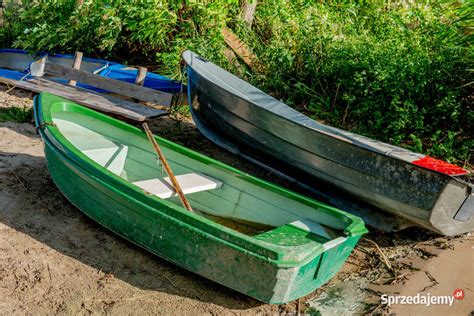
<box><xmin>183</xmin><ymin>50</ymin><xmax>473</xmax><ymax>236</ymax></box>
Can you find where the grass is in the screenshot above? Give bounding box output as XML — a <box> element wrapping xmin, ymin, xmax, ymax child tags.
<box><xmin>0</xmin><ymin>107</ymin><xmax>32</xmax><ymax>123</ymax></box>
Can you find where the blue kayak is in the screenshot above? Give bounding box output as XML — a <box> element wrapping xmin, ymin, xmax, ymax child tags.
<box><xmin>0</xmin><ymin>49</ymin><xmax>182</xmax><ymax>94</ymax></box>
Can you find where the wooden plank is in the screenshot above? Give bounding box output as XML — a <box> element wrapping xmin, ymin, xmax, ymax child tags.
<box><xmin>134</xmin><ymin>66</ymin><xmax>147</xmax><ymax>86</ymax></box>
<box><xmin>0</xmin><ymin>76</ymin><xmax>167</xmax><ymax>122</ymax></box>
<box><xmin>68</xmin><ymin>51</ymin><xmax>83</xmax><ymax>86</ymax></box>
<box><xmin>221</xmin><ymin>28</ymin><xmax>256</xmax><ymax>68</ymax></box>
<box><xmin>133</xmin><ymin>173</ymin><xmax>222</xmax><ymax>199</ymax></box>
<box><xmin>43</xmin><ymin>61</ymin><xmax>173</xmax><ymax>106</ymax></box>
<box><xmin>224</xmin><ymin>48</ymin><xmax>244</xmax><ymax>76</ymax></box>
<box><xmin>133</xmin><ymin>66</ymin><xmax>147</xmax><ymax>103</ymax></box>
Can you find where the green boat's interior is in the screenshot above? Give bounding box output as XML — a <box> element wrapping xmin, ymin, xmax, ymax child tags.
<box><xmin>50</xmin><ymin>103</ymin><xmax>350</xmax><ymax>249</ymax></box>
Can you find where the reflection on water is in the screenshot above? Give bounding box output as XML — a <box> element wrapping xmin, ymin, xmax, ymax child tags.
<box><xmin>166</xmin><ymin>196</ymin><xmax>275</xmax><ymax>236</ymax></box>
<box><xmin>202</xmin><ymin>213</ymin><xmax>275</xmax><ymax>236</ymax></box>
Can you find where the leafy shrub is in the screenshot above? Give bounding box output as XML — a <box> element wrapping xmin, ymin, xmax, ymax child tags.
<box><xmin>0</xmin><ymin>1</ymin><xmax>471</xmax><ymax>165</ymax></box>
<box><xmin>2</xmin><ymin>0</ymin><xmax>239</xmax><ymax>76</ymax></box>
<box><xmin>247</xmin><ymin>1</ymin><xmax>472</xmax><ymax>164</ymax></box>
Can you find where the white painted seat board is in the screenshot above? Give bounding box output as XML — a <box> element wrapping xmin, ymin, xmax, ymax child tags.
<box><xmin>133</xmin><ymin>173</ymin><xmax>222</xmax><ymax>199</ymax></box>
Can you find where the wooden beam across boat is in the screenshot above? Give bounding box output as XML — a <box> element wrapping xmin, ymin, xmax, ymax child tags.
<box><xmin>0</xmin><ymin>76</ymin><xmax>167</xmax><ymax>122</ymax></box>
<box><xmin>42</xmin><ymin>60</ymin><xmax>173</xmax><ymax>106</ymax></box>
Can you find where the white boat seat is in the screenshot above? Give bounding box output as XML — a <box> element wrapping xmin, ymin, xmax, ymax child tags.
<box><xmin>54</xmin><ymin>115</ymin><xmax>129</xmax><ymax>177</ymax></box>
<box><xmin>83</xmin><ymin>145</ymin><xmax>128</xmax><ymax>176</ymax></box>
<box><xmin>289</xmin><ymin>219</ymin><xmax>347</xmax><ymax>250</ymax></box>
<box><xmin>133</xmin><ymin>173</ymin><xmax>222</xmax><ymax>199</ymax></box>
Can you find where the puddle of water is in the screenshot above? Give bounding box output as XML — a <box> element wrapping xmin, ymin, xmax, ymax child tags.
<box><xmin>307</xmin><ymin>278</ymin><xmax>370</xmax><ymax>315</ymax></box>
<box><xmin>202</xmin><ymin>213</ymin><xmax>274</xmax><ymax>236</ymax></box>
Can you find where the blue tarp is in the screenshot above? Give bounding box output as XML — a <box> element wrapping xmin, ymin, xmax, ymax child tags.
<box><xmin>100</xmin><ymin>64</ymin><xmax>182</xmax><ymax>93</ymax></box>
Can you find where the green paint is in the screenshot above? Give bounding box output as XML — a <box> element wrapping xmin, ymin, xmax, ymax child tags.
<box><xmin>255</xmin><ymin>225</ymin><xmax>328</xmax><ymax>247</ymax></box>
<box><xmin>34</xmin><ymin>92</ymin><xmax>367</xmax><ymax>303</ymax></box>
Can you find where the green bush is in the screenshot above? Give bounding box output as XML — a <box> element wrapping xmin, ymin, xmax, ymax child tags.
<box><xmin>1</xmin><ymin>0</ymin><xmax>239</xmax><ymax>77</ymax></box>
<box><xmin>247</xmin><ymin>1</ymin><xmax>472</xmax><ymax>165</ymax></box>
<box><xmin>0</xmin><ymin>1</ymin><xmax>471</xmax><ymax>166</ymax></box>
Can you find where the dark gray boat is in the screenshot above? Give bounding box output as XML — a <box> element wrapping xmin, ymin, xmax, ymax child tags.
<box><xmin>183</xmin><ymin>50</ymin><xmax>473</xmax><ymax>236</ymax></box>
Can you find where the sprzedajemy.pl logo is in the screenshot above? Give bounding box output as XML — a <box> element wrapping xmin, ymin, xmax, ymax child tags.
<box><xmin>381</xmin><ymin>289</ymin><xmax>465</xmax><ymax>307</ymax></box>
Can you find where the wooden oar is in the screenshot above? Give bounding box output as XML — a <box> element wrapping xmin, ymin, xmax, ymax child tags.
<box><xmin>142</xmin><ymin>122</ymin><xmax>194</xmax><ymax>212</ymax></box>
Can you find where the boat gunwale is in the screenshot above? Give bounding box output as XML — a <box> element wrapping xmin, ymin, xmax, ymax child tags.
<box><xmin>34</xmin><ymin>93</ymin><xmax>367</xmax><ymax>266</ymax></box>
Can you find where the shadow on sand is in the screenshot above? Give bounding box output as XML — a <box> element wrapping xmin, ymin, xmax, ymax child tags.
<box><xmin>0</xmin><ymin>149</ymin><xmax>265</xmax><ymax>309</ymax></box>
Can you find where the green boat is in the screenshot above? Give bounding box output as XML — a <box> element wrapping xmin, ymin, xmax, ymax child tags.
<box><xmin>34</xmin><ymin>92</ymin><xmax>367</xmax><ymax>304</ymax></box>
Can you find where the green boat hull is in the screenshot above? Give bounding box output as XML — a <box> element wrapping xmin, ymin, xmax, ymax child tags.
<box><xmin>35</xmin><ymin>93</ymin><xmax>366</xmax><ymax>303</ymax></box>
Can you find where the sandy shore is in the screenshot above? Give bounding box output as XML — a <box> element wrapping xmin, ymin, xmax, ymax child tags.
<box><xmin>0</xmin><ymin>87</ymin><xmax>472</xmax><ymax>315</ymax></box>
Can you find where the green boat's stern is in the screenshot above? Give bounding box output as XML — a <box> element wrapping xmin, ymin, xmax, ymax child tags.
<box><xmin>244</xmin><ymin>222</ymin><xmax>365</xmax><ymax>303</ymax></box>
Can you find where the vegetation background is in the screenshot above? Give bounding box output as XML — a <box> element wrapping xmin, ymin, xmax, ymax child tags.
<box><xmin>0</xmin><ymin>0</ymin><xmax>472</xmax><ymax>167</ymax></box>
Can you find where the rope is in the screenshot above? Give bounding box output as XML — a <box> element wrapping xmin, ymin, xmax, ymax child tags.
<box><xmin>20</xmin><ymin>70</ymin><xmax>31</xmax><ymax>82</ymax></box>
<box><xmin>35</xmin><ymin>122</ymin><xmax>56</xmax><ymax>131</ymax></box>
<box><xmin>4</xmin><ymin>70</ymin><xmax>31</xmax><ymax>93</ymax></box>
